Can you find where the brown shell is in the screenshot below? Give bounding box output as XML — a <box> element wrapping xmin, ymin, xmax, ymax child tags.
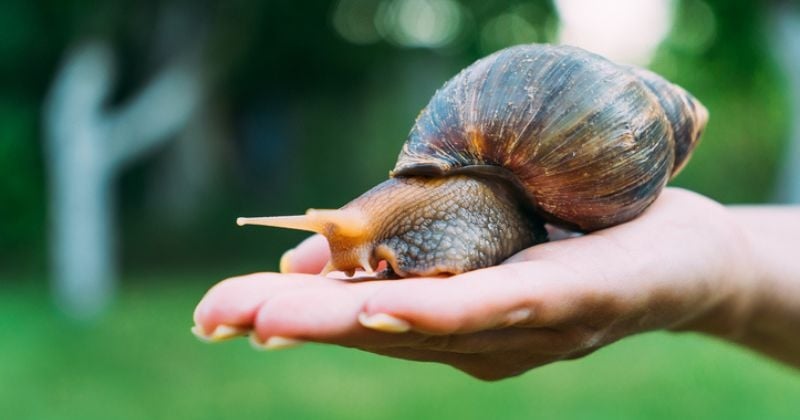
<box><xmin>391</xmin><ymin>44</ymin><xmax>708</xmax><ymax>232</ymax></box>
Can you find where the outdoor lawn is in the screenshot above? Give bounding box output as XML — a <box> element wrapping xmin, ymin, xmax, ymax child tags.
<box><xmin>2</xmin><ymin>276</ymin><xmax>798</xmax><ymax>419</ymax></box>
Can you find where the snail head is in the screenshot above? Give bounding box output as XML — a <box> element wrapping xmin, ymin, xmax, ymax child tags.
<box><xmin>237</xmin><ymin>175</ymin><xmax>547</xmax><ymax>277</ymax></box>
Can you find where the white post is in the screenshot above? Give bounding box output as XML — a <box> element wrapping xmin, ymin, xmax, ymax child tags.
<box><xmin>43</xmin><ymin>41</ymin><xmax>203</xmax><ymax>318</ymax></box>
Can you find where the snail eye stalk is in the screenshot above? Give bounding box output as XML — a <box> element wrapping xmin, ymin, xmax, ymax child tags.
<box><xmin>236</xmin><ymin>209</ymin><xmax>367</xmax><ymax>238</ymax></box>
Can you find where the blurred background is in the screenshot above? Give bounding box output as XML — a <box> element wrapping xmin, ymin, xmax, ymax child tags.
<box><xmin>1</xmin><ymin>0</ymin><xmax>799</xmax><ymax>418</ymax></box>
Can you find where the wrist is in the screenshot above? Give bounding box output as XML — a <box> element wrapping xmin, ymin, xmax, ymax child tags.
<box><xmin>671</xmin><ymin>206</ymin><xmax>759</xmax><ymax>340</ymax></box>
<box><xmin>669</xmin><ymin>201</ymin><xmax>800</xmax><ymax>367</ymax></box>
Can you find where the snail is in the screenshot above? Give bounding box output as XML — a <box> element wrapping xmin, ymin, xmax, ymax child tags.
<box><xmin>237</xmin><ymin>44</ymin><xmax>708</xmax><ymax>278</ymax></box>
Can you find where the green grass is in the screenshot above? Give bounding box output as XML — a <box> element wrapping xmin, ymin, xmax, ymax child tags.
<box><xmin>1</xmin><ymin>278</ymin><xmax>798</xmax><ymax>420</ymax></box>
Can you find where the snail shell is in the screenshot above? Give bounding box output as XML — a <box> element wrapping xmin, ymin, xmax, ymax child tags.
<box><xmin>392</xmin><ymin>44</ymin><xmax>707</xmax><ymax>231</ymax></box>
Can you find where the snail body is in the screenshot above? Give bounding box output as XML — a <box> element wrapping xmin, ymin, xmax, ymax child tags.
<box><xmin>238</xmin><ymin>44</ymin><xmax>708</xmax><ymax>277</ymax></box>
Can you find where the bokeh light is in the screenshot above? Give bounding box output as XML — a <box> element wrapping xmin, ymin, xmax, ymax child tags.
<box><xmin>375</xmin><ymin>0</ymin><xmax>463</xmax><ymax>49</ymax></box>
<box><xmin>555</xmin><ymin>0</ymin><xmax>674</xmax><ymax>64</ymax></box>
<box><xmin>480</xmin><ymin>9</ymin><xmax>541</xmax><ymax>55</ymax></box>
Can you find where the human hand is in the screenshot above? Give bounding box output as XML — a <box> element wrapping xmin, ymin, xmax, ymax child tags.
<box><xmin>193</xmin><ymin>188</ymin><xmax>754</xmax><ymax>380</ymax></box>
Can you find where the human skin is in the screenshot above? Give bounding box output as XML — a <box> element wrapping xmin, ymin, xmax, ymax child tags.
<box><xmin>192</xmin><ymin>188</ymin><xmax>800</xmax><ymax>381</ymax></box>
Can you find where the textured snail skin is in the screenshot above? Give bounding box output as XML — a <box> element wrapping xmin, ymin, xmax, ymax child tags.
<box><xmin>239</xmin><ymin>44</ymin><xmax>707</xmax><ymax>278</ymax></box>
<box><xmin>332</xmin><ymin>175</ymin><xmax>546</xmax><ymax>277</ymax></box>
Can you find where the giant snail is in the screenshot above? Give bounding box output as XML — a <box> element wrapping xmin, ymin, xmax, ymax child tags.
<box><xmin>237</xmin><ymin>44</ymin><xmax>708</xmax><ymax>278</ymax></box>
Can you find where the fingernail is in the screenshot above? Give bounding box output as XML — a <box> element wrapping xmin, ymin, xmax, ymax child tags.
<box><xmin>191</xmin><ymin>325</ymin><xmax>209</xmax><ymax>341</ymax></box>
<box><xmin>249</xmin><ymin>334</ymin><xmax>305</xmax><ymax>351</ymax></box>
<box><xmin>358</xmin><ymin>312</ymin><xmax>411</xmax><ymax>333</ymax></box>
<box><xmin>279</xmin><ymin>249</ymin><xmax>294</xmax><ymax>274</ymax></box>
<box><xmin>191</xmin><ymin>324</ymin><xmax>249</xmax><ymax>343</ymax></box>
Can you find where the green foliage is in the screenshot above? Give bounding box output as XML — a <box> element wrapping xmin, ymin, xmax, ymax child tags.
<box><xmin>0</xmin><ymin>97</ymin><xmax>44</xmax><ymax>266</ymax></box>
<box><xmin>653</xmin><ymin>0</ymin><xmax>788</xmax><ymax>202</ymax></box>
<box><xmin>1</xmin><ymin>279</ymin><xmax>798</xmax><ymax>419</ymax></box>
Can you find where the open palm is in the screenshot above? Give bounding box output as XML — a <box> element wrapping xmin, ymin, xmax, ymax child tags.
<box><xmin>193</xmin><ymin>188</ymin><xmax>756</xmax><ymax>380</ymax></box>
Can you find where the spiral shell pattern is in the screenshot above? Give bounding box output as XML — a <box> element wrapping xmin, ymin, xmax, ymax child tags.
<box><xmin>392</xmin><ymin>44</ymin><xmax>708</xmax><ymax>231</ymax></box>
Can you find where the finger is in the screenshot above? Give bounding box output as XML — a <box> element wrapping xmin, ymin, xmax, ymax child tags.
<box><xmin>251</xmin><ymin>283</ymin><xmax>366</xmax><ymax>343</ymax></box>
<box><xmin>250</xmin><ymin>282</ymin><xmax>431</xmax><ymax>348</ymax></box>
<box><xmin>193</xmin><ymin>273</ymin><xmax>342</xmax><ymax>335</ymax></box>
<box><xmin>359</xmin><ymin>266</ymin><xmax>563</xmax><ymax>335</ymax></box>
<box><xmin>281</xmin><ymin>234</ymin><xmax>330</xmax><ymax>274</ymax></box>
<box><xmin>245</xmin><ymin>278</ymin><xmax>478</xmax><ymax>349</ymax></box>
<box><xmin>359</xmin><ymin>256</ymin><xmax>640</xmax><ymax>335</ymax></box>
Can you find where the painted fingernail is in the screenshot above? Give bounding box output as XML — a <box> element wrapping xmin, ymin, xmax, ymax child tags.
<box><xmin>191</xmin><ymin>324</ymin><xmax>249</xmax><ymax>342</ymax></box>
<box><xmin>279</xmin><ymin>249</ymin><xmax>294</xmax><ymax>274</ymax></box>
<box><xmin>358</xmin><ymin>312</ymin><xmax>411</xmax><ymax>333</ymax></box>
<box><xmin>249</xmin><ymin>334</ymin><xmax>305</xmax><ymax>351</ymax></box>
